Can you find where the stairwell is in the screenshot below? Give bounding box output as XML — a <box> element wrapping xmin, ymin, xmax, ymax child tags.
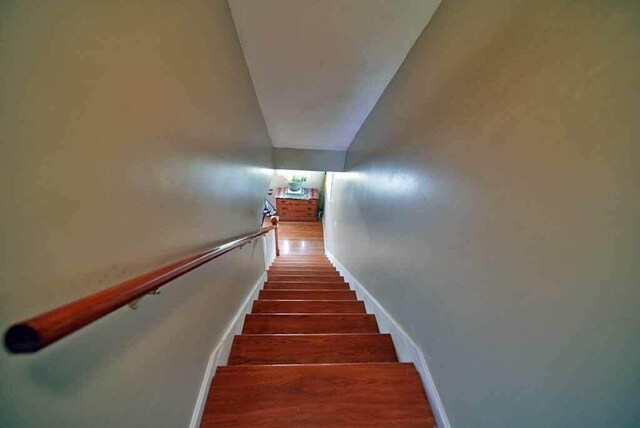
<box><xmin>200</xmin><ymin>222</ymin><xmax>435</xmax><ymax>427</ymax></box>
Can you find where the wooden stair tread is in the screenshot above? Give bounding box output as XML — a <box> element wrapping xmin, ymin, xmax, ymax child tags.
<box><xmin>259</xmin><ymin>290</ymin><xmax>356</xmax><ymax>300</ymax></box>
<box><xmin>268</xmin><ymin>269</ymin><xmax>338</xmax><ymax>274</ymax></box>
<box><xmin>267</xmin><ymin>270</ymin><xmax>340</xmax><ymax>276</ymax></box>
<box><xmin>271</xmin><ymin>260</ymin><xmax>332</xmax><ymax>264</ymax></box>
<box><xmin>273</xmin><ymin>262</ymin><xmax>331</xmax><ymax>265</ymax></box>
<box><xmin>264</xmin><ymin>281</ymin><xmax>350</xmax><ymax>290</ymax></box>
<box><xmin>228</xmin><ymin>334</ymin><xmax>397</xmax><ymax>365</ymax></box>
<box><xmin>242</xmin><ymin>314</ymin><xmax>379</xmax><ymax>334</ymax></box>
<box><xmin>273</xmin><ymin>257</ymin><xmax>330</xmax><ymax>260</ymax></box>
<box><xmin>267</xmin><ymin>274</ymin><xmax>345</xmax><ymax>282</ymax></box>
<box><xmin>252</xmin><ymin>300</ymin><xmax>366</xmax><ymax>314</ymax></box>
<box><xmin>202</xmin><ymin>363</ymin><xmax>435</xmax><ymax>427</ymax></box>
<box><xmin>268</xmin><ymin>265</ymin><xmax>336</xmax><ymax>269</ymax></box>
<box><xmin>268</xmin><ymin>266</ymin><xmax>338</xmax><ymax>271</ymax></box>
<box><xmin>269</xmin><ymin>261</ymin><xmax>335</xmax><ymax>268</ymax></box>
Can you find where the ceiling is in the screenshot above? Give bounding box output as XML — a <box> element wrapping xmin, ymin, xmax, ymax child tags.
<box><xmin>228</xmin><ymin>0</ymin><xmax>440</xmax><ymax>151</ymax></box>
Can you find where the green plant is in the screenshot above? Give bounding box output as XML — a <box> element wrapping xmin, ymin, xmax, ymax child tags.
<box><xmin>289</xmin><ymin>175</ymin><xmax>307</xmax><ymax>184</ymax></box>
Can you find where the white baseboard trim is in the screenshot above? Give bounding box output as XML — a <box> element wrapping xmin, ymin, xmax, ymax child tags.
<box><xmin>261</xmin><ymin>229</ymin><xmax>277</xmax><ymax>270</ymax></box>
<box><xmin>326</xmin><ymin>251</ymin><xmax>451</xmax><ymax>428</ymax></box>
<box><xmin>188</xmin><ymin>272</ymin><xmax>266</xmax><ymax>428</ymax></box>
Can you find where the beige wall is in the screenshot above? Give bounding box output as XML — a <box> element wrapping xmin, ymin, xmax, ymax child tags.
<box><xmin>273</xmin><ymin>148</ymin><xmax>346</xmax><ymax>172</ymax></box>
<box><xmin>269</xmin><ymin>170</ymin><xmax>326</xmax><ymax>191</ymax></box>
<box><xmin>326</xmin><ymin>0</ymin><xmax>640</xmax><ymax>426</ymax></box>
<box><xmin>0</xmin><ymin>1</ymin><xmax>272</xmax><ymax>427</ymax></box>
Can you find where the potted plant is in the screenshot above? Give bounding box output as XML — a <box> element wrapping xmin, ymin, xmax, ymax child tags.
<box><xmin>288</xmin><ymin>175</ymin><xmax>307</xmax><ymax>192</ymax></box>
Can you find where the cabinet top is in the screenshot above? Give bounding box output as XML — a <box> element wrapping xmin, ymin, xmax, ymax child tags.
<box><xmin>275</xmin><ymin>187</ymin><xmax>319</xmax><ymax>200</ymax></box>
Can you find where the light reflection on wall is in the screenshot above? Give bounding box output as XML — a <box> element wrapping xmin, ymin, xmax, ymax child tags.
<box><xmin>333</xmin><ymin>168</ymin><xmax>430</xmax><ymax>200</ymax></box>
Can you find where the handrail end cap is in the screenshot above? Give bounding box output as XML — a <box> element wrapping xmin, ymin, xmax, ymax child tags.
<box><xmin>4</xmin><ymin>324</ymin><xmax>42</xmax><ymax>354</ymax></box>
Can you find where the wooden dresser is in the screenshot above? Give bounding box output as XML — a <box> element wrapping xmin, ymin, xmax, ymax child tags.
<box><xmin>274</xmin><ymin>187</ymin><xmax>319</xmax><ymax>221</ymax></box>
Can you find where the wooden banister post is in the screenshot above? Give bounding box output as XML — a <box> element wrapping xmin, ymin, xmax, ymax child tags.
<box><xmin>270</xmin><ymin>216</ymin><xmax>280</xmax><ymax>256</ymax></box>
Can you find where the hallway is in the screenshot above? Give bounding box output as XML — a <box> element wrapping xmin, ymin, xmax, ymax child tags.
<box><xmin>201</xmin><ymin>220</ymin><xmax>435</xmax><ymax>426</ymax></box>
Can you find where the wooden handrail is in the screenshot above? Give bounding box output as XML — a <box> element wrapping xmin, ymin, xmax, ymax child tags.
<box><xmin>4</xmin><ymin>220</ymin><xmax>279</xmax><ymax>354</ymax></box>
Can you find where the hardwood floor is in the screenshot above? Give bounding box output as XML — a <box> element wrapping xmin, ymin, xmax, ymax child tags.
<box><xmin>258</xmin><ymin>289</ymin><xmax>357</xmax><ymax>300</ymax></box>
<box><xmin>228</xmin><ymin>334</ymin><xmax>397</xmax><ymax>365</ymax></box>
<box><xmin>201</xmin><ymin>219</ymin><xmax>435</xmax><ymax>427</ymax></box>
<box><xmin>276</xmin><ymin>220</ymin><xmax>326</xmax><ymax>256</ymax></box>
<box><xmin>203</xmin><ymin>364</ymin><xmax>433</xmax><ymax>427</ymax></box>
<box><xmin>242</xmin><ymin>314</ymin><xmax>380</xmax><ymax>334</ymax></box>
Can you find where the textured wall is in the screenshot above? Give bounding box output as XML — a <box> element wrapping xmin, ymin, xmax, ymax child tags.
<box><xmin>0</xmin><ymin>1</ymin><xmax>272</xmax><ymax>427</ymax></box>
<box><xmin>325</xmin><ymin>0</ymin><xmax>640</xmax><ymax>426</ymax></box>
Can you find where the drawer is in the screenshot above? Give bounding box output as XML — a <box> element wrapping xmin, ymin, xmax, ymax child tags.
<box><xmin>280</xmin><ymin>205</ymin><xmax>316</xmax><ymax>214</ymax></box>
<box><xmin>278</xmin><ymin>199</ymin><xmax>316</xmax><ymax>206</ymax></box>
<box><xmin>280</xmin><ymin>213</ymin><xmax>317</xmax><ymax>221</ymax></box>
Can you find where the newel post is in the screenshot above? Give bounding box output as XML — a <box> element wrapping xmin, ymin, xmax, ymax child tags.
<box><xmin>270</xmin><ymin>216</ymin><xmax>280</xmax><ymax>256</ymax></box>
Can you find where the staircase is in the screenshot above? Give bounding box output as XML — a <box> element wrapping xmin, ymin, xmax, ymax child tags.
<box><xmin>201</xmin><ymin>252</ymin><xmax>435</xmax><ymax>427</ymax></box>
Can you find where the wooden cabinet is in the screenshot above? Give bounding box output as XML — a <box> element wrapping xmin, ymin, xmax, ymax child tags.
<box><xmin>275</xmin><ymin>188</ymin><xmax>319</xmax><ymax>221</ymax></box>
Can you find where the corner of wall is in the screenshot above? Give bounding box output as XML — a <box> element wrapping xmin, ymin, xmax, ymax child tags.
<box><xmin>326</xmin><ymin>251</ymin><xmax>450</xmax><ymax>428</ymax></box>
